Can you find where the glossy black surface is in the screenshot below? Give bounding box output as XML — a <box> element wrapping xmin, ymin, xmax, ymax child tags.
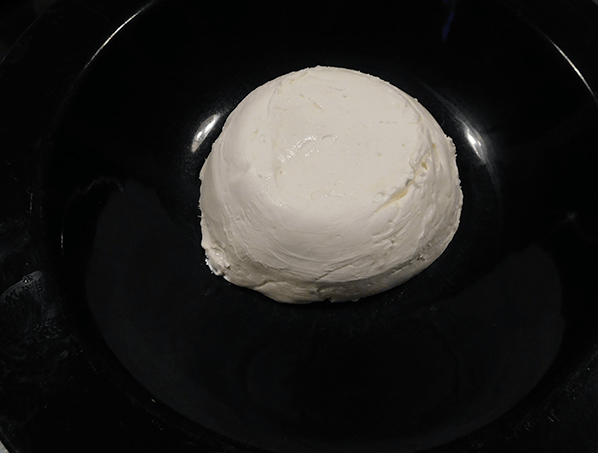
<box><xmin>1</xmin><ymin>0</ymin><xmax>598</xmax><ymax>452</ymax></box>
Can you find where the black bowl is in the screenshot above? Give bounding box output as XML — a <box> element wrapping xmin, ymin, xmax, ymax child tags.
<box><xmin>1</xmin><ymin>0</ymin><xmax>598</xmax><ymax>452</ymax></box>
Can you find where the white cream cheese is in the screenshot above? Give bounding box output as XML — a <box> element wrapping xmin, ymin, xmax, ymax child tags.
<box><xmin>199</xmin><ymin>66</ymin><xmax>463</xmax><ymax>303</ymax></box>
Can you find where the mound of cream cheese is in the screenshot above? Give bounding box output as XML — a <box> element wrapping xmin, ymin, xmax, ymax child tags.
<box><xmin>199</xmin><ymin>66</ymin><xmax>463</xmax><ymax>303</ymax></box>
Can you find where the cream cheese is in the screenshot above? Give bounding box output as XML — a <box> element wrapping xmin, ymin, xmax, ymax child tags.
<box><xmin>199</xmin><ymin>66</ymin><xmax>463</xmax><ymax>303</ymax></box>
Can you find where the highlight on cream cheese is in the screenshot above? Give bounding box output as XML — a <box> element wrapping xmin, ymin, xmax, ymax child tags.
<box><xmin>199</xmin><ymin>66</ymin><xmax>463</xmax><ymax>303</ymax></box>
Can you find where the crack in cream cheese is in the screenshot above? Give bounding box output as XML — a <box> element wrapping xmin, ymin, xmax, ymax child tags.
<box><xmin>199</xmin><ymin>66</ymin><xmax>463</xmax><ymax>303</ymax></box>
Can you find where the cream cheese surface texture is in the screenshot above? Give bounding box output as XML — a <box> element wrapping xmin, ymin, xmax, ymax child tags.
<box><xmin>199</xmin><ymin>66</ymin><xmax>463</xmax><ymax>303</ymax></box>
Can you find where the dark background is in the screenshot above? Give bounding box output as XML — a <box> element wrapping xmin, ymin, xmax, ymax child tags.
<box><xmin>1</xmin><ymin>1</ymin><xmax>598</xmax><ymax>453</ymax></box>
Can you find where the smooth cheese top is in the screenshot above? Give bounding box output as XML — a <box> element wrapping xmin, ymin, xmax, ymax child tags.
<box><xmin>199</xmin><ymin>66</ymin><xmax>463</xmax><ymax>303</ymax></box>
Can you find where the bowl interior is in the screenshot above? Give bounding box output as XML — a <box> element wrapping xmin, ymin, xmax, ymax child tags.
<box><xmin>6</xmin><ymin>0</ymin><xmax>598</xmax><ymax>452</ymax></box>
